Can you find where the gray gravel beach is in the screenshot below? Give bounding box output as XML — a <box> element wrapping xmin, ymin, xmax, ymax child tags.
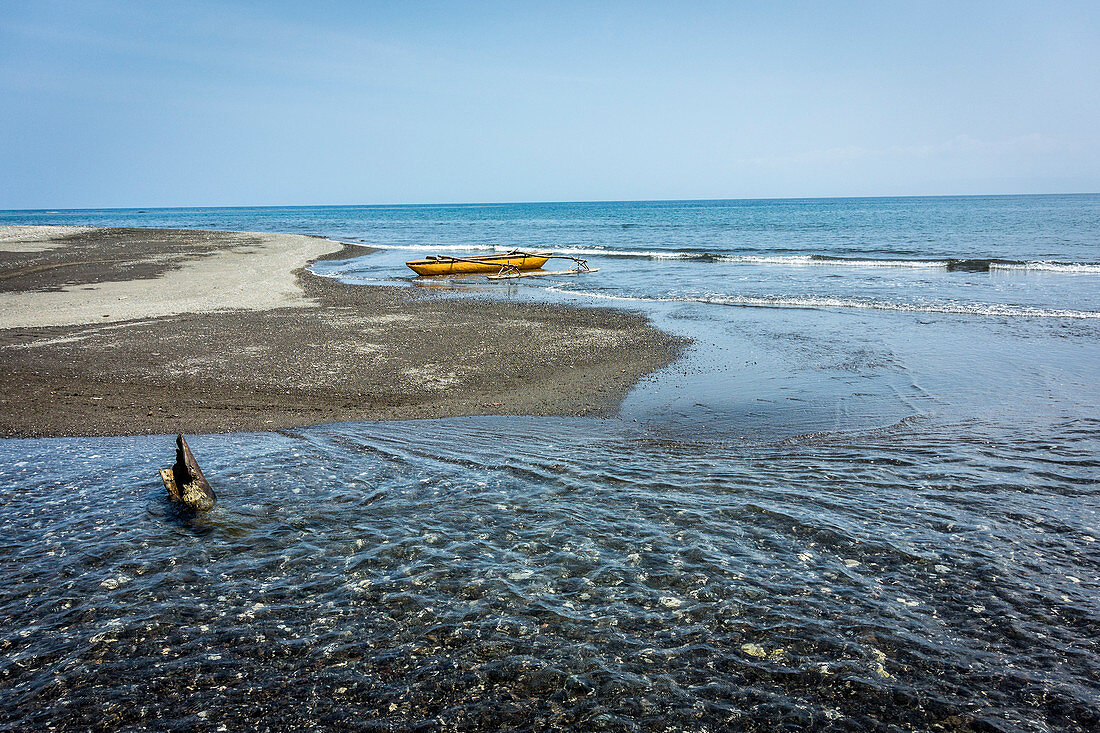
<box><xmin>0</xmin><ymin>226</ymin><xmax>683</xmax><ymax>437</ymax></box>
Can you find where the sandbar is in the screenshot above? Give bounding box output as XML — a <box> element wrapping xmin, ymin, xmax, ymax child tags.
<box><xmin>0</xmin><ymin>226</ymin><xmax>684</xmax><ymax>437</ymax></box>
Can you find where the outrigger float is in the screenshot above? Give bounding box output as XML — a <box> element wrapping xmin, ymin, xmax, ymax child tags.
<box><xmin>405</xmin><ymin>250</ymin><xmax>597</xmax><ymax>279</ymax></box>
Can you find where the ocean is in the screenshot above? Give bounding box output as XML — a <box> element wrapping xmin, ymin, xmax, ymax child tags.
<box><xmin>1</xmin><ymin>196</ymin><xmax>1098</xmax><ymax>730</ymax></box>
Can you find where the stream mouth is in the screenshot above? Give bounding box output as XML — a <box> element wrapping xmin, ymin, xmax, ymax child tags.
<box><xmin>2</xmin><ymin>412</ymin><xmax>1098</xmax><ymax>730</ymax></box>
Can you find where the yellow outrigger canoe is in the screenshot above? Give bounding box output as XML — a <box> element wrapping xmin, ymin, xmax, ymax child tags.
<box><xmin>406</xmin><ymin>250</ymin><xmax>551</xmax><ymax>277</ymax></box>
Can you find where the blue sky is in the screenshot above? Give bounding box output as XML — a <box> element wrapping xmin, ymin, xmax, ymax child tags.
<box><xmin>1</xmin><ymin>1</ymin><xmax>1097</xmax><ymax>207</ymax></box>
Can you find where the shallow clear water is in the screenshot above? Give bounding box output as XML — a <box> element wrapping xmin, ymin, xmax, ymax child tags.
<box><xmin>1</xmin><ymin>197</ymin><xmax>1098</xmax><ymax>730</ymax></box>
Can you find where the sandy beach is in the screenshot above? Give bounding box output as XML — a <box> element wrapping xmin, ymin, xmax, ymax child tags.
<box><xmin>0</xmin><ymin>226</ymin><xmax>683</xmax><ymax>437</ymax></box>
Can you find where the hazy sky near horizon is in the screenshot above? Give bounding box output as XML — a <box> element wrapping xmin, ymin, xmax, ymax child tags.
<box><xmin>1</xmin><ymin>1</ymin><xmax>1098</xmax><ymax>208</ymax></box>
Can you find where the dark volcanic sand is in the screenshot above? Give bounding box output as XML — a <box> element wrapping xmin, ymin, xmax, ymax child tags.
<box><xmin>0</xmin><ymin>230</ymin><xmax>685</xmax><ymax>438</ymax></box>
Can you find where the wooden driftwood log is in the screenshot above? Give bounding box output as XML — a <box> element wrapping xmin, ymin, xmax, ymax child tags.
<box><xmin>160</xmin><ymin>434</ymin><xmax>216</xmax><ymax>511</ymax></box>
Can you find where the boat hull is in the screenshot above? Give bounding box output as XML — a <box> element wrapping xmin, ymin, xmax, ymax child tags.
<box><xmin>406</xmin><ymin>252</ymin><xmax>550</xmax><ymax>276</ymax></box>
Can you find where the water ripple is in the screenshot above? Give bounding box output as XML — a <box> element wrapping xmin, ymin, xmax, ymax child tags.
<box><xmin>1</xmin><ymin>417</ymin><xmax>1098</xmax><ymax>730</ymax></box>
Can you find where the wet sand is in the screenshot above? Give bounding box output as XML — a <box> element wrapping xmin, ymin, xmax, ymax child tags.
<box><xmin>0</xmin><ymin>226</ymin><xmax>684</xmax><ymax>438</ymax></box>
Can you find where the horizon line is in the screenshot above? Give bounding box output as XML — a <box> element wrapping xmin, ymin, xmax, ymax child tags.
<box><xmin>2</xmin><ymin>191</ymin><xmax>1098</xmax><ymax>213</ymax></box>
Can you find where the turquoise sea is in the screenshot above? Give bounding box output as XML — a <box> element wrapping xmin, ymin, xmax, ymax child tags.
<box><xmin>1</xmin><ymin>196</ymin><xmax>1098</xmax><ymax>730</ymax></box>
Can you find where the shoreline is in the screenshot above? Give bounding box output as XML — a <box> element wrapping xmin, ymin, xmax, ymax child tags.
<box><xmin>0</xmin><ymin>226</ymin><xmax>685</xmax><ymax>438</ymax></box>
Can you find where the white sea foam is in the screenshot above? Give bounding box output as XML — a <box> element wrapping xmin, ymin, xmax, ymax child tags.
<box><xmin>550</xmin><ymin>249</ymin><xmax>950</xmax><ymax>267</ymax></box>
<box><xmin>715</xmin><ymin>255</ymin><xmax>947</xmax><ymax>268</ymax></box>
<box><xmin>554</xmin><ymin>248</ymin><xmax>697</xmax><ymax>260</ymax></box>
<box><xmin>569</xmin><ymin>251</ymin><xmax>1100</xmax><ymax>272</ymax></box>
<box><xmin>701</xmin><ymin>295</ymin><xmax>1100</xmax><ymax>319</ymax></box>
<box><xmin>545</xmin><ymin>287</ymin><xmax>1100</xmax><ymax>320</ymax></box>
<box><xmin>361</xmin><ymin>244</ymin><xmax>1100</xmax><ymax>274</ymax></box>
<box><xmin>989</xmin><ymin>261</ymin><xmax>1100</xmax><ymax>274</ymax></box>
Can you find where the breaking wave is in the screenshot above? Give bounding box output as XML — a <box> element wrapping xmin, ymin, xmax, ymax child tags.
<box><xmin>371</xmin><ymin>245</ymin><xmax>1100</xmax><ymax>273</ymax></box>
<box><xmin>987</xmin><ymin>261</ymin><xmax>1100</xmax><ymax>274</ymax></box>
<box><xmin>560</xmin><ymin>250</ymin><xmax>1100</xmax><ymax>273</ymax></box>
